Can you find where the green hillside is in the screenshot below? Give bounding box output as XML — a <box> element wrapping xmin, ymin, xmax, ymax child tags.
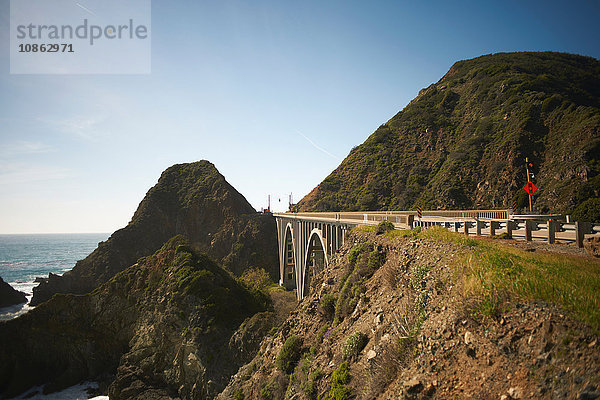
<box><xmin>296</xmin><ymin>52</ymin><xmax>600</xmax><ymax>217</ymax></box>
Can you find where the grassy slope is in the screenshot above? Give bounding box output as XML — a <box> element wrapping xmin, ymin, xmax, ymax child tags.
<box><xmin>415</xmin><ymin>227</ymin><xmax>600</xmax><ymax>332</ymax></box>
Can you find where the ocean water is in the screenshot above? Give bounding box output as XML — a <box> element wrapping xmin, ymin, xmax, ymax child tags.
<box><xmin>0</xmin><ymin>233</ymin><xmax>111</xmax><ymax>399</ymax></box>
<box><xmin>14</xmin><ymin>381</ymin><xmax>108</xmax><ymax>400</ymax></box>
<box><xmin>0</xmin><ymin>233</ymin><xmax>109</xmax><ymax>320</ymax></box>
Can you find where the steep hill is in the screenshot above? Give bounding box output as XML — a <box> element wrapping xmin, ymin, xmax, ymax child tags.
<box><xmin>0</xmin><ymin>237</ymin><xmax>272</xmax><ymax>399</ymax></box>
<box><xmin>219</xmin><ymin>228</ymin><xmax>600</xmax><ymax>400</ymax></box>
<box><xmin>32</xmin><ymin>161</ymin><xmax>277</xmax><ymax>305</ymax></box>
<box><xmin>296</xmin><ymin>52</ymin><xmax>600</xmax><ymax>216</ymax></box>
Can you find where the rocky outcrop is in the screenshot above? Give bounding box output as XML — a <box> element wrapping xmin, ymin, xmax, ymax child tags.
<box><xmin>32</xmin><ymin>161</ymin><xmax>278</xmax><ymax>306</ymax></box>
<box><xmin>0</xmin><ymin>237</ymin><xmax>270</xmax><ymax>399</ymax></box>
<box><xmin>0</xmin><ymin>278</ymin><xmax>26</xmax><ymax>308</ymax></box>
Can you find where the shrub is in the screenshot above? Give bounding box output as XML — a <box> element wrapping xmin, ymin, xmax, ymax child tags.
<box><xmin>376</xmin><ymin>220</ymin><xmax>395</xmax><ymax>234</ymax></box>
<box><xmin>301</xmin><ymin>368</ymin><xmax>323</xmax><ymax>400</ymax></box>
<box><xmin>367</xmin><ymin>249</ymin><xmax>386</xmax><ymax>271</ymax></box>
<box><xmin>325</xmin><ymin>362</ymin><xmax>350</xmax><ymax>400</ymax></box>
<box><xmin>348</xmin><ymin>242</ymin><xmax>373</xmax><ymax>264</ymax></box>
<box><xmin>343</xmin><ymin>332</ymin><xmax>368</xmax><ymax>360</ymax></box>
<box><xmin>410</xmin><ymin>265</ymin><xmax>431</xmax><ymax>291</ymax></box>
<box><xmin>260</xmin><ymin>380</ymin><xmax>277</xmax><ymax>400</ymax></box>
<box><xmin>239</xmin><ymin>267</ymin><xmax>273</xmax><ymax>293</ymax></box>
<box><xmin>320</xmin><ymin>293</ymin><xmax>336</xmax><ymax>321</ymax></box>
<box><xmin>336</xmin><ymin>244</ymin><xmax>386</xmax><ymax>323</ymax></box>
<box><xmin>235</xmin><ymin>388</ymin><xmax>244</xmax><ymax>400</ymax></box>
<box><xmin>400</xmin><ymin>226</ymin><xmax>422</xmax><ymax>238</ymax></box>
<box><xmin>317</xmin><ymin>323</ymin><xmax>331</xmax><ymax>344</ymax></box>
<box><xmin>276</xmin><ymin>335</ymin><xmax>303</xmax><ymax>374</ymax></box>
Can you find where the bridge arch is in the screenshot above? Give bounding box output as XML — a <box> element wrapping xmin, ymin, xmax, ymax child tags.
<box><xmin>282</xmin><ymin>223</ymin><xmax>297</xmax><ymax>290</ymax></box>
<box><xmin>275</xmin><ymin>214</ymin><xmax>352</xmax><ymax>300</ymax></box>
<box><xmin>302</xmin><ymin>228</ymin><xmax>328</xmax><ymax>297</ymax></box>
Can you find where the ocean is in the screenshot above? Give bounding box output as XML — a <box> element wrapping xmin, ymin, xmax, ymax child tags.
<box><xmin>0</xmin><ymin>233</ymin><xmax>111</xmax><ymax>399</ymax></box>
<box><xmin>0</xmin><ymin>233</ymin><xmax>109</xmax><ymax>321</ymax></box>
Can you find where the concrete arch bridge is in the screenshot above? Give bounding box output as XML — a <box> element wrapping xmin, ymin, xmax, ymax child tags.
<box><xmin>274</xmin><ymin>211</ymin><xmax>417</xmax><ymax>300</ymax></box>
<box><xmin>274</xmin><ymin>209</ymin><xmax>597</xmax><ymax>300</ymax></box>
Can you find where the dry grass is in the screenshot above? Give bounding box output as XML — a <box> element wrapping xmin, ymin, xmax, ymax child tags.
<box><xmin>461</xmin><ymin>244</ymin><xmax>600</xmax><ymax>330</ymax></box>
<box><xmin>403</xmin><ymin>226</ymin><xmax>600</xmax><ymax>332</ymax></box>
<box><xmin>388</xmin><ymin>226</ymin><xmax>600</xmax><ymax>332</ymax></box>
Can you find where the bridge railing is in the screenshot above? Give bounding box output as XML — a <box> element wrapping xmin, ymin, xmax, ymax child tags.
<box><xmin>412</xmin><ymin>217</ymin><xmax>600</xmax><ymax>247</ymax></box>
<box><xmin>277</xmin><ymin>211</ymin><xmax>599</xmax><ymax>248</ymax></box>
<box><xmin>288</xmin><ymin>209</ymin><xmax>510</xmax><ymax>220</ymax></box>
<box><xmin>290</xmin><ymin>211</ymin><xmax>414</xmax><ymax>227</ymax></box>
<box><xmin>421</xmin><ymin>209</ymin><xmax>511</xmax><ymax>219</ymax></box>
<box><xmin>286</xmin><ymin>210</ymin><xmax>511</xmax><ymax>227</ymax></box>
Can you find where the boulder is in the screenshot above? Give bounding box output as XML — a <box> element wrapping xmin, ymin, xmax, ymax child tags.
<box><xmin>0</xmin><ymin>277</ymin><xmax>26</xmax><ymax>308</ymax></box>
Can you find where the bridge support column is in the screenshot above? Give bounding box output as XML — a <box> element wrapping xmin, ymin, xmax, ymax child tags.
<box><xmin>576</xmin><ymin>221</ymin><xmax>592</xmax><ymax>248</ymax></box>
<box><xmin>525</xmin><ymin>220</ymin><xmax>533</xmax><ymax>242</ymax></box>
<box><xmin>476</xmin><ymin>220</ymin><xmax>483</xmax><ymax>236</ymax></box>
<box><xmin>547</xmin><ymin>220</ymin><xmax>556</xmax><ymax>244</ymax></box>
<box><xmin>506</xmin><ymin>221</ymin><xmax>513</xmax><ymax>239</ymax></box>
<box><xmin>328</xmin><ymin>224</ymin><xmax>333</xmax><ymax>256</ymax></box>
<box><xmin>490</xmin><ymin>221</ymin><xmax>498</xmax><ymax>236</ymax></box>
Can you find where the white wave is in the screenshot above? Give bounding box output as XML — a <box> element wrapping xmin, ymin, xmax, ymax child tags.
<box><xmin>10</xmin><ymin>281</ymin><xmax>37</xmax><ymax>296</ymax></box>
<box><xmin>0</xmin><ymin>300</ymin><xmax>33</xmax><ymax>321</ymax></box>
<box><xmin>0</xmin><ymin>281</ymin><xmax>34</xmax><ymax>321</ymax></box>
<box><xmin>14</xmin><ymin>381</ymin><xmax>107</xmax><ymax>400</ymax></box>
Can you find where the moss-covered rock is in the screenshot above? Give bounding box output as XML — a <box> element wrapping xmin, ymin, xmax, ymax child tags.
<box><xmin>0</xmin><ymin>237</ymin><xmax>269</xmax><ymax>399</ymax></box>
<box><xmin>32</xmin><ymin>161</ymin><xmax>278</xmax><ymax>305</ymax></box>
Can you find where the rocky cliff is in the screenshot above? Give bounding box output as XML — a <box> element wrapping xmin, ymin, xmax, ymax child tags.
<box><xmin>0</xmin><ymin>237</ymin><xmax>271</xmax><ymax>399</ymax></box>
<box><xmin>296</xmin><ymin>52</ymin><xmax>600</xmax><ymax>217</ymax></box>
<box><xmin>32</xmin><ymin>161</ymin><xmax>278</xmax><ymax>306</ymax></box>
<box><xmin>219</xmin><ymin>228</ymin><xmax>600</xmax><ymax>399</ymax></box>
<box><xmin>0</xmin><ymin>278</ymin><xmax>26</xmax><ymax>308</ymax></box>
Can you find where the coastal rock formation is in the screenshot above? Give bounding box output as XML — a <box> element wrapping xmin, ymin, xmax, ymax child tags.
<box><xmin>0</xmin><ymin>237</ymin><xmax>270</xmax><ymax>399</ymax></box>
<box><xmin>219</xmin><ymin>229</ymin><xmax>600</xmax><ymax>399</ymax></box>
<box><xmin>296</xmin><ymin>52</ymin><xmax>600</xmax><ymax>216</ymax></box>
<box><xmin>32</xmin><ymin>161</ymin><xmax>277</xmax><ymax>306</ymax></box>
<box><xmin>0</xmin><ymin>278</ymin><xmax>26</xmax><ymax>308</ymax></box>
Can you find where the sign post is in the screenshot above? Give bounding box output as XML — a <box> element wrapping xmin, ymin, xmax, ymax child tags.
<box><xmin>524</xmin><ymin>158</ymin><xmax>538</xmax><ymax>212</ymax></box>
<box><xmin>522</xmin><ymin>181</ymin><xmax>538</xmax><ymax>210</ymax></box>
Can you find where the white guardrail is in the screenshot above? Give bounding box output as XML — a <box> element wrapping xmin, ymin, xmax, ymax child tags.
<box><xmin>411</xmin><ymin>217</ymin><xmax>600</xmax><ymax>248</ymax></box>
<box><xmin>281</xmin><ymin>211</ymin><xmax>599</xmax><ymax>248</ymax></box>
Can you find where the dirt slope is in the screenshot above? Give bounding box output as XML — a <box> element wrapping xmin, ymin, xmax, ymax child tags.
<box><xmin>219</xmin><ymin>228</ymin><xmax>600</xmax><ymax>400</ymax></box>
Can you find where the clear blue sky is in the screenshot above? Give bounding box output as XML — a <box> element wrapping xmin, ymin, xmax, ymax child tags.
<box><xmin>1</xmin><ymin>0</ymin><xmax>599</xmax><ymax>233</ymax></box>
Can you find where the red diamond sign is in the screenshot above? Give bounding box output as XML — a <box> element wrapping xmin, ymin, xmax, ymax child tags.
<box><xmin>523</xmin><ymin>181</ymin><xmax>538</xmax><ymax>195</ymax></box>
